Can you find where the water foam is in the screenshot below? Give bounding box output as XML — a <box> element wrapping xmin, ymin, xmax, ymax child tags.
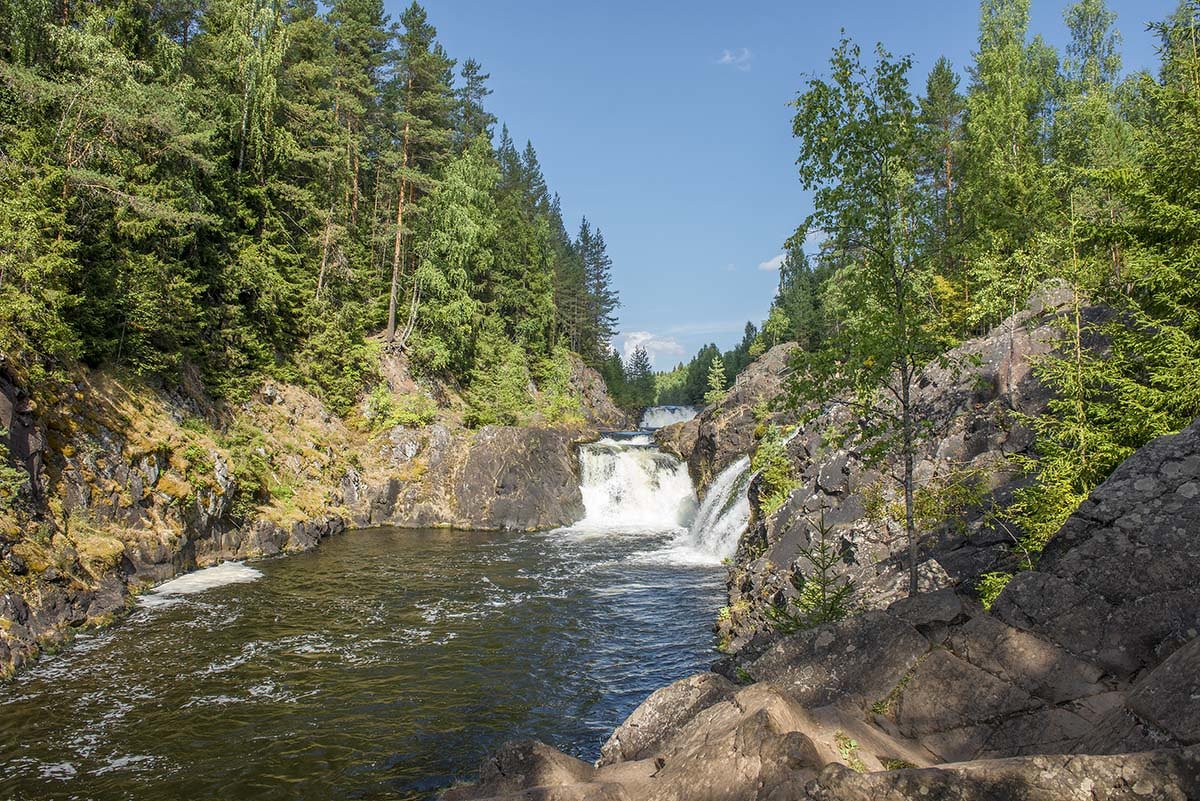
<box><xmin>139</xmin><ymin>562</ymin><xmax>263</xmax><ymax>608</ymax></box>
<box><xmin>646</xmin><ymin>456</ymin><xmax>753</xmax><ymax>565</ymax></box>
<box><xmin>574</xmin><ymin>439</ymin><xmax>698</xmax><ymax>530</ymax></box>
<box><xmin>639</xmin><ymin>405</ymin><xmax>701</xmax><ymax>430</ymax></box>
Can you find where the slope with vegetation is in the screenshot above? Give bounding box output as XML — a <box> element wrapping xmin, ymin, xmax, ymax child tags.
<box><xmin>0</xmin><ymin>0</ymin><xmax>633</xmax><ymax>677</ymax></box>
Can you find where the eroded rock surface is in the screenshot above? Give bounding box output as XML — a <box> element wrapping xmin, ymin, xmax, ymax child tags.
<box><xmin>718</xmin><ymin>285</ymin><xmax>1093</xmax><ymax>651</ymax></box>
<box><xmin>448</xmin><ymin>417</ymin><xmax>1200</xmax><ymax>801</ymax></box>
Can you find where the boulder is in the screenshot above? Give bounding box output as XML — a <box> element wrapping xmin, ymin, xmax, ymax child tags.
<box><xmin>443</xmin><ymin>740</ymin><xmax>598</xmax><ymax>801</ymax></box>
<box><xmin>1125</xmin><ymin>636</ymin><xmax>1200</xmax><ymax>746</ymax></box>
<box><xmin>744</xmin><ymin>611</ymin><xmax>930</xmax><ymax>711</ymax></box>
<box><xmin>598</xmin><ymin>672</ymin><xmax>738</xmax><ymax>765</ymax></box>
<box><xmin>993</xmin><ymin>418</ymin><xmax>1200</xmax><ymax>677</ymax></box>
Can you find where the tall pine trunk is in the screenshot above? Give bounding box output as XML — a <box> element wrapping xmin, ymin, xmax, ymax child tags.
<box><xmin>386</xmin><ymin>120</ymin><xmax>411</xmax><ymax>342</ymax></box>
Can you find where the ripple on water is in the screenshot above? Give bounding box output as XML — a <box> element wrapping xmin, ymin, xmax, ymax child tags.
<box><xmin>0</xmin><ymin>527</ymin><xmax>725</xmax><ymax>801</ymax></box>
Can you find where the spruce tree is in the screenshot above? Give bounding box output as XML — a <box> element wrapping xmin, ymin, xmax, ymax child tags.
<box><xmin>704</xmin><ymin>355</ymin><xmax>727</xmax><ymax>406</ymax></box>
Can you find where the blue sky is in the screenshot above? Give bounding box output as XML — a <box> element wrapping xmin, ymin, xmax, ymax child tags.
<box><xmin>415</xmin><ymin>0</ymin><xmax>1176</xmax><ymax>369</ymax></box>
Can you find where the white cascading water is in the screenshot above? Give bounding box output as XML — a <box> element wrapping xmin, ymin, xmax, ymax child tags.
<box><xmin>639</xmin><ymin>405</ymin><xmax>701</xmax><ymax>430</ymax></box>
<box><xmin>664</xmin><ymin>456</ymin><xmax>753</xmax><ymax>563</ymax></box>
<box><xmin>576</xmin><ymin>437</ymin><xmax>698</xmax><ymax>529</ymax></box>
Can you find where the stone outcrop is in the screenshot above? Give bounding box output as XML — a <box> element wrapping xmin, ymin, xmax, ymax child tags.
<box><xmin>655</xmin><ymin>343</ymin><xmax>797</xmax><ymax>493</ymax></box>
<box><xmin>351</xmin><ymin>423</ymin><xmax>589</xmax><ymax>531</ymax></box>
<box><xmin>717</xmin><ymin>286</ymin><xmax>1093</xmax><ymax>651</ymax></box>
<box><xmin>446</xmin><ymin>417</ymin><xmax>1200</xmax><ymax>801</ymax></box>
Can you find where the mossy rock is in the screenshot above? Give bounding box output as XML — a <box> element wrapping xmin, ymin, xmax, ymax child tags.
<box><xmin>71</xmin><ymin>532</ymin><xmax>126</xmax><ymax>572</ymax></box>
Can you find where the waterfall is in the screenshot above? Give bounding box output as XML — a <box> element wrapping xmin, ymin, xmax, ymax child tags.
<box><xmin>639</xmin><ymin>405</ymin><xmax>701</xmax><ymax>430</ymax></box>
<box><xmin>575</xmin><ymin>437</ymin><xmax>698</xmax><ymax>529</ymax></box>
<box><xmin>654</xmin><ymin>456</ymin><xmax>753</xmax><ymax>564</ymax></box>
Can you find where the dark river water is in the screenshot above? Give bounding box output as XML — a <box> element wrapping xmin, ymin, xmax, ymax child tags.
<box><xmin>0</xmin><ymin>525</ymin><xmax>725</xmax><ymax>800</ymax></box>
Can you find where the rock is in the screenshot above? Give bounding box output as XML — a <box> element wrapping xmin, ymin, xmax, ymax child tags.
<box><xmin>745</xmin><ymin>611</ymin><xmax>931</xmax><ymax>711</ymax></box>
<box><xmin>893</xmin><ymin>649</ymin><xmax>1039</xmax><ymax>755</ymax></box>
<box><xmin>1126</xmin><ymin>636</ymin><xmax>1200</xmax><ymax>745</ymax></box>
<box><xmin>453</xmin><ymin>427</ymin><xmax>586</xmax><ymax>530</ymax></box>
<box><xmin>364</xmin><ymin>425</ymin><xmax>589</xmax><ymax>531</ymax></box>
<box><xmin>681</xmin><ymin>343</ymin><xmax>797</xmax><ymax>492</ymax></box>
<box><xmin>444</xmin><ymin>741</ymin><xmax>597</xmax><ymax>801</ymax></box>
<box><xmin>567</xmin><ymin>354</ymin><xmax>627</xmax><ymax>430</ymax></box>
<box><xmin>598</xmin><ymin>672</ymin><xmax>738</xmax><ymax>765</ymax></box>
<box><xmin>720</xmin><ymin>290</ymin><xmax>1084</xmax><ymax>649</ymax></box>
<box><xmin>993</xmin><ymin>418</ymin><xmax>1200</xmax><ymax>677</ymax></box>
<box><xmin>803</xmin><ymin>747</ymin><xmax>1200</xmax><ymax>801</ymax></box>
<box><xmin>948</xmin><ymin>615</ymin><xmax>1106</xmax><ymax>704</ymax></box>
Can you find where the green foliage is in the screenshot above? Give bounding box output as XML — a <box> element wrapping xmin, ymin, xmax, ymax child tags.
<box><xmin>976</xmin><ymin>570</ymin><xmax>1014</xmax><ymax>610</ymax></box>
<box><xmin>767</xmin><ymin>512</ymin><xmax>855</xmax><ymax>634</ymax></box>
<box><xmin>703</xmin><ymin>355</ymin><xmax>727</xmax><ymax>407</ymax></box>
<box><xmin>912</xmin><ymin>466</ymin><xmax>989</xmax><ymax>536</ymax></box>
<box><xmin>296</xmin><ymin>309</ymin><xmax>377</xmax><ymax>416</ymax></box>
<box><xmin>0</xmin><ymin>0</ymin><xmax>620</xmax><ymax>416</ymax></box>
<box><xmin>834</xmin><ymin>732</ymin><xmax>868</xmax><ymax>773</ymax></box>
<box><xmin>363</xmin><ymin>384</ymin><xmax>438</xmax><ymax>430</ymax></box>
<box><xmin>533</xmin><ymin>347</ymin><xmax>585</xmax><ymax>424</ymax></box>
<box><xmin>751</xmin><ymin>424</ymin><xmax>796</xmax><ymax>515</ymax></box>
<box><xmin>0</xmin><ymin>435</ymin><xmax>28</xmax><ymax>507</ymax></box>
<box><xmin>465</xmin><ymin>316</ymin><xmax>534</xmax><ymax>427</ymax></box>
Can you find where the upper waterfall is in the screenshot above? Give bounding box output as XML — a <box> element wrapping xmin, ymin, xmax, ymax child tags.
<box><xmin>639</xmin><ymin>406</ymin><xmax>701</xmax><ymax>430</ymax></box>
<box><xmin>575</xmin><ymin>436</ymin><xmax>698</xmax><ymax>529</ymax></box>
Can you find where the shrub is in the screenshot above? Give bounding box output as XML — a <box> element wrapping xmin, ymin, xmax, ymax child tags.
<box><xmin>767</xmin><ymin>512</ymin><xmax>855</xmax><ymax>634</ymax></box>
<box><xmin>752</xmin><ymin>424</ymin><xmax>797</xmax><ymax>515</ymax></box>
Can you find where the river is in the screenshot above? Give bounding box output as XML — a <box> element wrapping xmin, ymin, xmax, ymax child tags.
<box><xmin>0</xmin><ymin>426</ymin><xmax>751</xmax><ymax>801</ymax></box>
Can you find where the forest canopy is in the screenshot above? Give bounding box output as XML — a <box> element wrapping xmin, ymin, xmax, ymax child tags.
<box><xmin>0</xmin><ymin>0</ymin><xmax>623</xmax><ymax>417</ymax></box>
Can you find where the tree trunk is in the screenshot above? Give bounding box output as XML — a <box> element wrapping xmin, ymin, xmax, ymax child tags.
<box><xmin>385</xmin><ymin>121</ymin><xmax>411</xmax><ymax>342</ymax></box>
<box><xmin>901</xmin><ymin>367</ymin><xmax>918</xmax><ymax>597</ymax></box>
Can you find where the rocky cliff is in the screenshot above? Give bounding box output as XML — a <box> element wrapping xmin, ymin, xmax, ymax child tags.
<box><xmin>446</xmin><ymin>417</ymin><xmax>1200</xmax><ymax>800</ymax></box>
<box><xmin>0</xmin><ymin>350</ymin><xmax>621</xmax><ymax>678</ymax></box>
<box><xmin>655</xmin><ymin>342</ymin><xmax>797</xmax><ymax>493</ymax></box>
<box><xmin>661</xmin><ymin>287</ymin><xmax>1090</xmax><ymax>653</ymax></box>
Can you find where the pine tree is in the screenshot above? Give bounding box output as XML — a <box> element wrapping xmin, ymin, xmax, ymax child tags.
<box><xmin>704</xmin><ymin>355</ymin><xmax>727</xmax><ymax>406</ymax></box>
<box><xmin>383</xmin><ymin>1</ymin><xmax>455</xmax><ymax>344</ymax></box>
<box><xmin>454</xmin><ymin>57</ymin><xmax>496</xmax><ymax>146</ymax></box>
<box><xmin>768</xmin><ymin>512</ymin><xmax>856</xmax><ymax>633</ymax></box>
<box><xmin>576</xmin><ymin>218</ymin><xmax>620</xmax><ymax>363</ymax></box>
<box><xmin>625</xmin><ymin>346</ymin><xmax>655</xmax><ymax>407</ymax></box>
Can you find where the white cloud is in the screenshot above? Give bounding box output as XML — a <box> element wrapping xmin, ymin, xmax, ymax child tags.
<box><xmin>618</xmin><ymin>331</ymin><xmax>685</xmax><ymax>367</ymax></box>
<box><xmin>757</xmin><ymin>253</ymin><xmax>785</xmax><ymax>272</ymax></box>
<box><xmin>717</xmin><ymin>48</ymin><xmax>752</xmax><ymax>71</ymax></box>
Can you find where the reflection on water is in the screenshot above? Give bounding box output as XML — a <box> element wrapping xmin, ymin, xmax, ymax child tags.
<box><xmin>0</xmin><ymin>526</ymin><xmax>724</xmax><ymax>800</ymax></box>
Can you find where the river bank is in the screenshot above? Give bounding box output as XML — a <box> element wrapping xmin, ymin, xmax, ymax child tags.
<box><xmin>0</xmin><ymin>348</ymin><xmax>627</xmax><ymax>679</ymax></box>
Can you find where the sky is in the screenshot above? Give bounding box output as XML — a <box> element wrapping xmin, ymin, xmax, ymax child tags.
<box><xmin>414</xmin><ymin>0</ymin><xmax>1177</xmax><ymax>369</ymax></box>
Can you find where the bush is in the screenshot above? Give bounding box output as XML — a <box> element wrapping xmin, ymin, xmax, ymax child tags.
<box><xmin>363</xmin><ymin>384</ymin><xmax>439</xmax><ymax>430</ymax></box>
<box><xmin>767</xmin><ymin>512</ymin><xmax>855</xmax><ymax>634</ymax></box>
<box><xmin>752</xmin><ymin>424</ymin><xmax>797</xmax><ymax>515</ymax></box>
<box><xmin>0</xmin><ymin>436</ymin><xmax>27</xmax><ymax>508</ymax></box>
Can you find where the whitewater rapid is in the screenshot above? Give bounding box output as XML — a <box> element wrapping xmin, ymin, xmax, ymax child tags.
<box><xmin>569</xmin><ymin>435</ymin><xmax>753</xmax><ymax>566</ymax></box>
<box><xmin>639</xmin><ymin>406</ymin><xmax>700</xmax><ymax>430</ymax></box>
